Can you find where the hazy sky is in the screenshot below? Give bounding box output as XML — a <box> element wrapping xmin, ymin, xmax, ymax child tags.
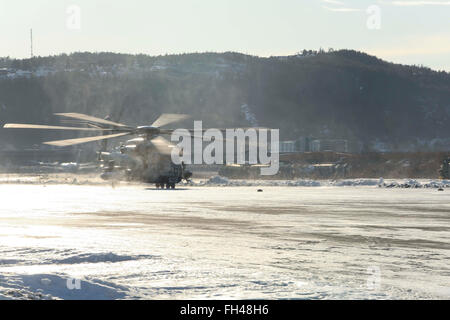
<box><xmin>1</xmin><ymin>0</ymin><xmax>449</xmax><ymax>71</ymax></box>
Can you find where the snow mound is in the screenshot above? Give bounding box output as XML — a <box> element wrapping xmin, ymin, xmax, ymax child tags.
<box><xmin>204</xmin><ymin>176</ymin><xmax>321</xmax><ymax>187</ymax></box>
<box><xmin>0</xmin><ymin>259</ymin><xmax>22</xmax><ymax>265</ymax></box>
<box><xmin>0</xmin><ymin>274</ymin><xmax>127</xmax><ymax>300</ymax></box>
<box><xmin>380</xmin><ymin>179</ymin><xmax>450</xmax><ymax>189</ymax></box>
<box><xmin>201</xmin><ymin>177</ymin><xmax>450</xmax><ymax>189</ymax></box>
<box><xmin>206</xmin><ymin>176</ymin><xmax>230</xmax><ymax>185</ymax></box>
<box><xmin>55</xmin><ymin>252</ymin><xmax>153</xmax><ymax>265</ymax></box>
<box><xmin>0</xmin><ymin>248</ymin><xmax>157</xmax><ymax>267</ymax></box>
<box><xmin>202</xmin><ymin>177</ymin><xmax>377</xmax><ymax>187</ymax></box>
<box><xmin>287</xmin><ymin>179</ymin><xmax>322</xmax><ymax>187</ymax></box>
<box><xmin>332</xmin><ymin>179</ymin><xmax>379</xmax><ymax>187</ymax></box>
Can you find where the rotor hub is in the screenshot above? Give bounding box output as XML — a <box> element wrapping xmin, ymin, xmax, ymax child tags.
<box><xmin>136</xmin><ymin>126</ymin><xmax>160</xmax><ymax>137</ymax></box>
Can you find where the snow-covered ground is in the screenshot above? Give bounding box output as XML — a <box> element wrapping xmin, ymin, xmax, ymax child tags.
<box><xmin>0</xmin><ymin>183</ymin><xmax>449</xmax><ymax>299</ymax></box>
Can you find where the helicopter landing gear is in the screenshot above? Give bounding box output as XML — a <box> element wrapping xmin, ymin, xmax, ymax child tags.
<box><xmin>155</xmin><ymin>182</ymin><xmax>175</xmax><ymax>189</ymax></box>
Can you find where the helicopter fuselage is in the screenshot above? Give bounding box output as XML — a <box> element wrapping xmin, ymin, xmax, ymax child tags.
<box><xmin>99</xmin><ymin>135</ymin><xmax>191</xmax><ymax>189</ymax></box>
<box><xmin>136</xmin><ymin>126</ymin><xmax>161</xmax><ymax>137</ymax></box>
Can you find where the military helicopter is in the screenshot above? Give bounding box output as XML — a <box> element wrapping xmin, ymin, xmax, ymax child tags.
<box><xmin>3</xmin><ymin>113</ymin><xmax>194</xmax><ymax>189</ymax></box>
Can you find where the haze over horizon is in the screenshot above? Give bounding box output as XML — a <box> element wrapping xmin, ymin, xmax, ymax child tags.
<box><xmin>1</xmin><ymin>0</ymin><xmax>449</xmax><ymax>71</ymax></box>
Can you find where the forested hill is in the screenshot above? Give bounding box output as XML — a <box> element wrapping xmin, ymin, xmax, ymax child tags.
<box><xmin>0</xmin><ymin>50</ymin><xmax>449</xmax><ymax>151</ymax></box>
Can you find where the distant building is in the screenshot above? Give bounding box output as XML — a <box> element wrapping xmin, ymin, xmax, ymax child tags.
<box><xmin>279</xmin><ymin>140</ymin><xmax>297</xmax><ymax>153</ymax></box>
<box><xmin>34</xmin><ymin>67</ymin><xmax>56</xmax><ymax>77</ymax></box>
<box><xmin>150</xmin><ymin>65</ymin><xmax>167</xmax><ymax>71</ymax></box>
<box><xmin>0</xmin><ymin>68</ymin><xmax>9</xmax><ymax>76</ymax></box>
<box><xmin>7</xmin><ymin>69</ymin><xmax>32</xmax><ymax>79</ymax></box>
<box><xmin>311</xmin><ymin>139</ymin><xmax>348</xmax><ymax>153</ymax></box>
<box><xmin>279</xmin><ymin>137</ymin><xmax>348</xmax><ymax>153</ymax></box>
<box><xmin>296</xmin><ymin>136</ymin><xmax>312</xmax><ymax>152</ymax></box>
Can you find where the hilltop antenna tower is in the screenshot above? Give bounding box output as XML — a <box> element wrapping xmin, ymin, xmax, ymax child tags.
<box><xmin>30</xmin><ymin>29</ymin><xmax>33</xmax><ymax>58</ymax></box>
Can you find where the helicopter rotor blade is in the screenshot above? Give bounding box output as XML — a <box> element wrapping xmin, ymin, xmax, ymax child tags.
<box><xmin>59</xmin><ymin>119</ymin><xmax>91</xmax><ymax>125</ymax></box>
<box><xmin>160</xmin><ymin>128</ymin><xmax>270</xmax><ymax>148</ymax></box>
<box><xmin>101</xmin><ymin>104</ymin><xmax>128</xmax><ymax>151</ymax></box>
<box><xmin>160</xmin><ymin>129</ymin><xmax>231</xmax><ymax>143</ymax></box>
<box><xmin>151</xmin><ymin>114</ymin><xmax>190</xmax><ymax>128</ymax></box>
<box><xmin>55</xmin><ymin>113</ymin><xmax>130</xmax><ymax>128</ymax></box>
<box><xmin>159</xmin><ymin>129</ymin><xmax>208</xmax><ymax>141</ymax></box>
<box><xmin>43</xmin><ymin>132</ymin><xmax>131</xmax><ymax>147</ymax></box>
<box><xmin>3</xmin><ymin>123</ymin><xmax>110</xmax><ymax>131</ymax></box>
<box><xmin>150</xmin><ymin>136</ymin><xmax>180</xmax><ymax>156</ymax></box>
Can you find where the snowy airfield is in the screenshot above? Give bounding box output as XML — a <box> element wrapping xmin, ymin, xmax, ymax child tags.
<box><xmin>0</xmin><ymin>177</ymin><xmax>449</xmax><ymax>299</ymax></box>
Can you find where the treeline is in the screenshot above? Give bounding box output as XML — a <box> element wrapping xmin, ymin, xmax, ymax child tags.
<box><xmin>0</xmin><ymin>50</ymin><xmax>449</xmax><ymax>151</ymax></box>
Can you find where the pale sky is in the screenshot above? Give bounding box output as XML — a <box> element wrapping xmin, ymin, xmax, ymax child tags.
<box><xmin>0</xmin><ymin>0</ymin><xmax>449</xmax><ymax>71</ymax></box>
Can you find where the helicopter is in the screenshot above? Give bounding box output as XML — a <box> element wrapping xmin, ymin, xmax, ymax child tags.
<box><xmin>3</xmin><ymin>112</ymin><xmax>195</xmax><ymax>189</ymax></box>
